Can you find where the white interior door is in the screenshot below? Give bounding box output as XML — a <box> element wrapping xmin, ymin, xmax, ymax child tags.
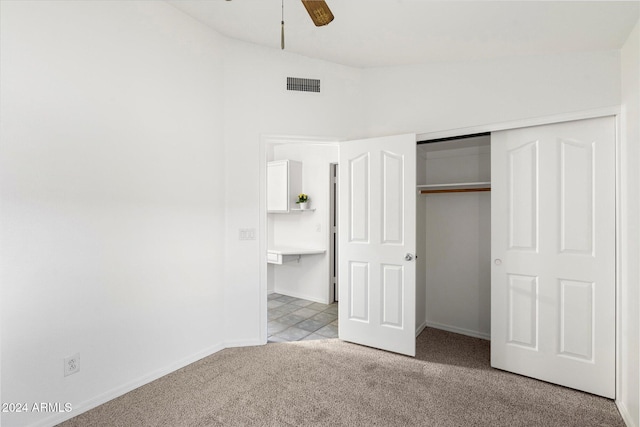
<box><xmin>491</xmin><ymin>117</ymin><xmax>615</xmax><ymax>398</ymax></box>
<box><xmin>338</xmin><ymin>134</ymin><xmax>416</xmax><ymax>356</ymax></box>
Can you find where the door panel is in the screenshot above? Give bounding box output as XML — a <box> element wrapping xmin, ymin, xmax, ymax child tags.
<box><xmin>507</xmin><ymin>141</ymin><xmax>538</xmax><ymax>251</ymax></box>
<box><xmin>559</xmin><ymin>139</ymin><xmax>594</xmax><ymax>254</ymax></box>
<box><xmin>559</xmin><ymin>279</ymin><xmax>594</xmax><ymax>360</ymax></box>
<box><xmin>348</xmin><ymin>262</ymin><xmax>369</xmax><ymax>321</ymax></box>
<box><xmin>381</xmin><ymin>264</ymin><xmax>404</xmax><ymax>327</ymax></box>
<box><xmin>349</xmin><ymin>154</ymin><xmax>370</xmax><ymax>242</ymax></box>
<box><xmin>382</xmin><ymin>151</ymin><xmax>404</xmax><ymax>244</ymax></box>
<box><xmin>507</xmin><ymin>273</ymin><xmax>538</xmax><ymax>349</ymax></box>
<box><xmin>339</xmin><ymin>134</ymin><xmax>416</xmax><ymax>357</ymax></box>
<box><xmin>492</xmin><ymin>117</ymin><xmax>615</xmax><ymax>398</ymax></box>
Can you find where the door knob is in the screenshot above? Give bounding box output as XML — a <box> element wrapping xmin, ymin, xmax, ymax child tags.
<box><xmin>405</xmin><ymin>253</ymin><xmax>414</xmax><ymax>261</ymax></box>
<box><xmin>494</xmin><ymin>259</ymin><xmax>502</xmax><ymax>265</ymax></box>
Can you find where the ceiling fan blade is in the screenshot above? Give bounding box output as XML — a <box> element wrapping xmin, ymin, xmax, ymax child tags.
<box><xmin>301</xmin><ymin>0</ymin><xmax>334</xmax><ymax>27</ymax></box>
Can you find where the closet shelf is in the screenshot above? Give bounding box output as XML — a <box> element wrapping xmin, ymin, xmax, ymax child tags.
<box><xmin>417</xmin><ymin>182</ymin><xmax>491</xmax><ymax>194</ymax></box>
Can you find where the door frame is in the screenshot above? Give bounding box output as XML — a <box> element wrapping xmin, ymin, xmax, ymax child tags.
<box><xmin>259</xmin><ymin>134</ymin><xmax>340</xmax><ymax>344</ymax></box>
<box><xmin>416</xmin><ymin>106</ymin><xmax>622</xmax><ymax>402</ymax></box>
<box><xmin>329</xmin><ymin>162</ymin><xmax>338</xmax><ymax>303</ymax></box>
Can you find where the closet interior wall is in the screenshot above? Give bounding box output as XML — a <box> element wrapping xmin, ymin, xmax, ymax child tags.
<box><xmin>417</xmin><ymin>135</ymin><xmax>492</xmax><ymax>340</ymax></box>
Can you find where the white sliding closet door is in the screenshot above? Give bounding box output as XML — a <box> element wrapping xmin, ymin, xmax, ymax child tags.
<box><xmin>339</xmin><ymin>134</ymin><xmax>416</xmax><ymax>357</ymax></box>
<box><xmin>491</xmin><ymin>117</ymin><xmax>615</xmax><ymax>398</ymax></box>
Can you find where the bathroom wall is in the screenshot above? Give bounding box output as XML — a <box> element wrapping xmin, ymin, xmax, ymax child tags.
<box><xmin>268</xmin><ymin>143</ymin><xmax>339</xmax><ymax>304</ymax></box>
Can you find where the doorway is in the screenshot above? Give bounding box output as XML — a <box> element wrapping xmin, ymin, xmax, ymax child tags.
<box><xmin>417</xmin><ymin>117</ymin><xmax>616</xmax><ymax>398</ymax></box>
<box><xmin>261</xmin><ymin>137</ymin><xmax>340</xmax><ymax>342</ymax></box>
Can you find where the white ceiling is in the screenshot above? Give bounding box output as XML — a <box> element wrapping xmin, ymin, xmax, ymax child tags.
<box><xmin>167</xmin><ymin>1</ymin><xmax>639</xmax><ymax>68</ymax></box>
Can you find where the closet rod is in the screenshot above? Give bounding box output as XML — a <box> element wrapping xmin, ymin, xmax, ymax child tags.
<box><xmin>420</xmin><ymin>188</ymin><xmax>491</xmax><ymax>194</ymax></box>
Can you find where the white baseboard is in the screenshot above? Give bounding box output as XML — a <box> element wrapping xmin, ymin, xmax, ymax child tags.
<box><xmin>416</xmin><ymin>321</ymin><xmax>427</xmax><ymax>337</ymax></box>
<box><xmin>32</xmin><ymin>342</ymin><xmax>225</xmax><ymax>427</ymax></box>
<box><xmin>272</xmin><ymin>288</ymin><xmax>329</xmax><ymax>304</ymax></box>
<box><xmin>225</xmin><ymin>338</ymin><xmax>264</xmax><ymax>348</ymax></box>
<box><xmin>617</xmin><ymin>399</ymin><xmax>638</xmax><ymax>427</ymax></box>
<box><xmin>425</xmin><ymin>321</ymin><xmax>491</xmax><ymax>341</ymax></box>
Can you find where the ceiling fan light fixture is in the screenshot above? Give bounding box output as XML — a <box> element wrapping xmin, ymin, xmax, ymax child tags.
<box><xmin>301</xmin><ymin>0</ymin><xmax>334</xmax><ymax>27</ymax></box>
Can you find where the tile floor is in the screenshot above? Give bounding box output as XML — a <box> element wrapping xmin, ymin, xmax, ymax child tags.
<box><xmin>268</xmin><ymin>293</ymin><xmax>338</xmax><ymax>342</ymax></box>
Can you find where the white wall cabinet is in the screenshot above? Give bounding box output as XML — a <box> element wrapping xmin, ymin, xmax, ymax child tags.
<box><xmin>267</xmin><ymin>160</ymin><xmax>302</xmax><ymax>213</ymax></box>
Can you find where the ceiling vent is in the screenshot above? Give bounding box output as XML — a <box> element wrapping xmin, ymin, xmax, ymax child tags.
<box><xmin>287</xmin><ymin>77</ymin><xmax>320</xmax><ymax>93</ymax></box>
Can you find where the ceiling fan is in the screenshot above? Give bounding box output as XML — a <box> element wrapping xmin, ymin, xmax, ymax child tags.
<box><xmin>300</xmin><ymin>0</ymin><xmax>334</xmax><ymax>27</ymax></box>
<box><xmin>281</xmin><ymin>0</ymin><xmax>334</xmax><ymax>49</ymax></box>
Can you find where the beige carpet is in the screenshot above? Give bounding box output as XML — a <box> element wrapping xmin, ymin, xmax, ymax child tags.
<box><xmin>59</xmin><ymin>328</ymin><xmax>624</xmax><ymax>426</ymax></box>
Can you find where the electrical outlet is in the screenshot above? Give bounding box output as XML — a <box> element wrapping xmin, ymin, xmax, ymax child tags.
<box><xmin>64</xmin><ymin>353</ymin><xmax>80</xmax><ymax>377</ymax></box>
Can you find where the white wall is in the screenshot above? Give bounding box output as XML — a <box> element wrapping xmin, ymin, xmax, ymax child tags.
<box><xmin>420</xmin><ymin>144</ymin><xmax>491</xmax><ymax>339</ymax></box>
<box><xmin>222</xmin><ymin>38</ymin><xmax>364</xmax><ymax>345</ymax></box>
<box><xmin>363</xmin><ymin>51</ymin><xmax>620</xmax><ymax>136</ymax></box>
<box><xmin>618</xmin><ymin>18</ymin><xmax>640</xmax><ymax>427</ymax></box>
<box><xmin>0</xmin><ymin>2</ymin><xmax>227</xmax><ymax>426</ymax></box>
<box><xmin>269</xmin><ymin>144</ymin><xmax>339</xmax><ymax>304</ymax></box>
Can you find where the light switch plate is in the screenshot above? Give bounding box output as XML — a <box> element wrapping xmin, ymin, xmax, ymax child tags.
<box><xmin>239</xmin><ymin>228</ymin><xmax>256</xmax><ymax>240</ymax></box>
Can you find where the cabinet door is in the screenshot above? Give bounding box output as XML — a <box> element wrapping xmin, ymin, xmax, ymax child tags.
<box><xmin>267</xmin><ymin>161</ymin><xmax>289</xmax><ymax>212</ymax></box>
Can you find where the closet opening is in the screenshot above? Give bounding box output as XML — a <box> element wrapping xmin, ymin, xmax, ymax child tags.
<box><xmin>416</xmin><ymin>133</ymin><xmax>492</xmax><ymax>341</ymax></box>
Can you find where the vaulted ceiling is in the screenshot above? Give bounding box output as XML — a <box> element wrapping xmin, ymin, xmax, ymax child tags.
<box><xmin>168</xmin><ymin>1</ymin><xmax>639</xmax><ymax>68</ymax></box>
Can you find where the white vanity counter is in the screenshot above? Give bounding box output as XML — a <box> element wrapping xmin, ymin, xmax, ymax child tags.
<box><xmin>267</xmin><ymin>247</ymin><xmax>326</xmax><ymax>264</ymax></box>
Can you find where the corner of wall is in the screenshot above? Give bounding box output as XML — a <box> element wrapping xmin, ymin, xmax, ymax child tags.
<box><xmin>618</xmin><ymin>400</ymin><xmax>639</xmax><ymax>427</ymax></box>
<box><xmin>619</xmin><ymin>16</ymin><xmax>640</xmax><ymax>427</ymax></box>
